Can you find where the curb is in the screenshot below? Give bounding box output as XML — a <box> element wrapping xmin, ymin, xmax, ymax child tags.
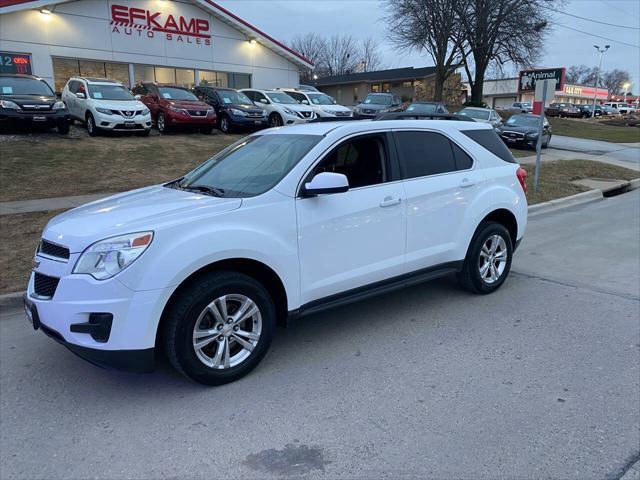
<box><xmin>0</xmin><ymin>292</ymin><xmax>24</xmax><ymax>311</ymax></box>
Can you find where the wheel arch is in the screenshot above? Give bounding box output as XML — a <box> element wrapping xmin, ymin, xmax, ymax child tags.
<box><xmin>156</xmin><ymin>257</ymin><xmax>289</xmax><ymax>347</ymax></box>
<box><xmin>479</xmin><ymin>208</ymin><xmax>518</xmax><ymax>246</ymax></box>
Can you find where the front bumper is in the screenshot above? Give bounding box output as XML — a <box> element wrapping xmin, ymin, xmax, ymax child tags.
<box><xmin>229</xmin><ymin>114</ymin><xmax>268</xmax><ymax>128</ymax></box>
<box><xmin>0</xmin><ymin>109</ymin><xmax>70</xmax><ymax>127</ymax></box>
<box><xmin>165</xmin><ymin>111</ymin><xmax>217</xmax><ymax>127</ymax></box>
<box><xmin>94</xmin><ymin>111</ymin><xmax>152</xmax><ymax>131</ymax></box>
<box><xmin>500</xmin><ymin>134</ymin><xmax>537</xmax><ymax>147</ymax></box>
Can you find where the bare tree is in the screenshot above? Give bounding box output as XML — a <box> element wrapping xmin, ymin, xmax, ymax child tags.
<box><xmin>385</xmin><ymin>0</ymin><xmax>462</xmax><ymax>101</ymax></box>
<box><xmin>290</xmin><ymin>33</ymin><xmax>327</xmax><ymax>81</ymax></box>
<box><xmin>456</xmin><ymin>0</ymin><xmax>554</xmax><ymax>104</ymax></box>
<box><xmin>566</xmin><ymin>65</ymin><xmax>598</xmax><ymax>85</ymax></box>
<box><xmin>358</xmin><ymin>37</ymin><xmax>384</xmax><ymax>72</ymax></box>
<box><xmin>322</xmin><ymin>35</ymin><xmax>360</xmax><ymax>76</ymax></box>
<box><xmin>602</xmin><ymin>69</ymin><xmax>631</xmax><ymax>98</ymax></box>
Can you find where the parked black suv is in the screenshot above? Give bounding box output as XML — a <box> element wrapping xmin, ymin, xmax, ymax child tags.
<box><xmin>193</xmin><ymin>86</ymin><xmax>268</xmax><ymax>133</ymax></box>
<box><xmin>0</xmin><ymin>74</ymin><xmax>70</xmax><ymax>133</ymax></box>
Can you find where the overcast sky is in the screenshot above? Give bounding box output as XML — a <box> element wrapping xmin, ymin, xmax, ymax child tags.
<box><xmin>217</xmin><ymin>0</ymin><xmax>640</xmax><ymax>92</ymax></box>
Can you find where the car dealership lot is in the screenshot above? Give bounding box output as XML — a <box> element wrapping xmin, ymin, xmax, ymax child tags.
<box><xmin>1</xmin><ymin>190</ymin><xmax>638</xmax><ymax>479</ymax></box>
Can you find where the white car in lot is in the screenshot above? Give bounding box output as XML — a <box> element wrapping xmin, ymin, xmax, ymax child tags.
<box><xmin>25</xmin><ymin>119</ymin><xmax>527</xmax><ymax>385</ymax></box>
<box><xmin>62</xmin><ymin>77</ymin><xmax>151</xmax><ymax>136</ymax></box>
<box><xmin>240</xmin><ymin>88</ymin><xmax>315</xmax><ymax>127</ymax></box>
<box><xmin>279</xmin><ymin>88</ymin><xmax>352</xmax><ymax>118</ymax></box>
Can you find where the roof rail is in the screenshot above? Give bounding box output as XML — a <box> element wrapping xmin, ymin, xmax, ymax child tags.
<box><xmin>373</xmin><ymin>112</ymin><xmax>476</xmax><ymax>122</ymax></box>
<box><xmin>309</xmin><ymin>116</ymin><xmax>360</xmax><ymax>123</ymax></box>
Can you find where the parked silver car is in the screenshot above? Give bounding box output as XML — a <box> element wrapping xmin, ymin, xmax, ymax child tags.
<box><xmin>458</xmin><ymin>107</ymin><xmax>502</xmax><ymax>128</ymax></box>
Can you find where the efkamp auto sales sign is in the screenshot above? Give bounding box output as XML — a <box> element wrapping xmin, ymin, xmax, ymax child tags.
<box><xmin>518</xmin><ymin>68</ymin><xmax>565</xmax><ymax>93</ymax></box>
<box><xmin>110</xmin><ymin>4</ymin><xmax>211</xmax><ymax>45</ymax></box>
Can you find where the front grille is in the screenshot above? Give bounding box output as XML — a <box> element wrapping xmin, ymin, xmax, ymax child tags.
<box><xmin>362</xmin><ymin>109</ymin><xmax>375</xmax><ymax>114</ymax></box>
<box><xmin>34</xmin><ymin>273</ymin><xmax>60</xmax><ymax>298</ymax></box>
<box><xmin>20</xmin><ymin>104</ymin><xmax>53</xmax><ymax>111</ymax></box>
<box><xmin>39</xmin><ymin>240</ymin><xmax>70</xmax><ymax>260</ymax></box>
<box><xmin>503</xmin><ymin>131</ymin><xmax>525</xmax><ymax>139</ymax></box>
<box><xmin>246</xmin><ymin>112</ymin><xmax>264</xmax><ymax>118</ymax></box>
<box><xmin>188</xmin><ymin>109</ymin><xmax>208</xmax><ymax>116</ymax></box>
<box><xmin>114</xmin><ymin>123</ymin><xmax>144</xmax><ymax>129</ymax></box>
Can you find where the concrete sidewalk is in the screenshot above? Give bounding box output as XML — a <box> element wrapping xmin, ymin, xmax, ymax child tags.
<box><xmin>0</xmin><ymin>192</ymin><xmax>113</xmax><ymax>215</ymax></box>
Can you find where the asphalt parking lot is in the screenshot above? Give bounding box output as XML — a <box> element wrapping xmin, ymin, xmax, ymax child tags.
<box><xmin>1</xmin><ymin>190</ymin><xmax>639</xmax><ymax>480</ymax></box>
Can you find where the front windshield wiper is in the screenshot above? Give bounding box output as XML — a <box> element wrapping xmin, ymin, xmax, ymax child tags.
<box><xmin>181</xmin><ymin>184</ymin><xmax>225</xmax><ymax>197</ymax></box>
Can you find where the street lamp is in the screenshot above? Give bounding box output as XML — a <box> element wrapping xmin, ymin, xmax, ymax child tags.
<box><xmin>623</xmin><ymin>82</ymin><xmax>630</xmax><ymax>103</ymax></box>
<box><xmin>591</xmin><ymin>45</ymin><xmax>610</xmax><ymax>116</ymax></box>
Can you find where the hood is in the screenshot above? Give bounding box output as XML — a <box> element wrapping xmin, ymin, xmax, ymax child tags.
<box><xmin>93</xmin><ymin>99</ymin><xmax>147</xmax><ymax>110</ymax></box>
<box><xmin>356</xmin><ymin>103</ymin><xmax>390</xmax><ymax>111</ymax></box>
<box><xmin>43</xmin><ymin>185</ymin><xmax>241</xmax><ymax>253</ymax></box>
<box><xmin>500</xmin><ymin>124</ymin><xmax>536</xmax><ymax>133</ymax></box>
<box><xmin>223</xmin><ymin>103</ymin><xmax>264</xmax><ymax>114</ymax></box>
<box><xmin>1</xmin><ymin>94</ymin><xmax>56</xmax><ymax>109</ymax></box>
<box><xmin>167</xmin><ymin>99</ymin><xmax>211</xmax><ymax>110</ymax></box>
<box><xmin>319</xmin><ymin>104</ymin><xmax>351</xmax><ymax>113</ymax></box>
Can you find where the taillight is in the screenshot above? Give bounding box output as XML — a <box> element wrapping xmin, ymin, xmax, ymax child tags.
<box><xmin>516</xmin><ymin>166</ymin><xmax>528</xmax><ymax>194</ymax></box>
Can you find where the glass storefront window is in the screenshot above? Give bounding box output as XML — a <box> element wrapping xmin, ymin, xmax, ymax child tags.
<box><xmin>230</xmin><ymin>73</ymin><xmax>251</xmax><ymax>89</ymax></box>
<box><xmin>106</xmin><ymin>62</ymin><xmax>130</xmax><ymax>87</ymax></box>
<box><xmin>134</xmin><ymin>65</ymin><xmax>155</xmax><ymax>83</ymax></box>
<box><xmin>199</xmin><ymin>70</ymin><xmax>228</xmax><ymax>88</ymax></box>
<box><xmin>175</xmin><ymin>68</ymin><xmax>195</xmax><ymax>87</ymax></box>
<box><xmin>52</xmin><ymin>58</ymin><xmax>80</xmax><ymax>91</ymax></box>
<box><xmin>53</xmin><ymin>58</ymin><xmax>131</xmax><ymax>91</ymax></box>
<box><xmin>154</xmin><ymin>67</ymin><xmax>175</xmax><ymax>84</ymax></box>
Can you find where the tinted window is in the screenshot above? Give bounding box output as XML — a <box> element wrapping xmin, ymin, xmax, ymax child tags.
<box><xmin>395</xmin><ymin>131</ymin><xmax>456</xmax><ymax>179</ymax></box>
<box><xmin>67</xmin><ymin>80</ymin><xmax>79</xmax><ymax>93</ymax></box>
<box><xmin>0</xmin><ymin>76</ymin><xmax>53</xmax><ymax>96</ymax></box>
<box><xmin>179</xmin><ymin>134</ymin><xmax>321</xmax><ymax>198</ymax></box>
<box><xmin>158</xmin><ymin>87</ymin><xmax>197</xmax><ymax>101</ymax></box>
<box><xmin>462</xmin><ymin>129</ymin><xmax>516</xmax><ymax>164</ymax></box>
<box><xmin>312</xmin><ymin>135</ymin><xmax>387</xmax><ymax>188</ymax></box>
<box><xmin>217</xmin><ymin>89</ymin><xmax>253</xmax><ymax>106</ymax></box>
<box><xmin>451</xmin><ymin>142</ymin><xmax>473</xmax><ymax>170</ymax></box>
<box><xmin>287</xmin><ymin>91</ymin><xmax>306</xmax><ymax>103</ymax></box>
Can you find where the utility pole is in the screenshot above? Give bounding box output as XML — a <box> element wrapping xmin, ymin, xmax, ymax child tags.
<box><xmin>591</xmin><ymin>45</ymin><xmax>609</xmax><ymax>116</ymax></box>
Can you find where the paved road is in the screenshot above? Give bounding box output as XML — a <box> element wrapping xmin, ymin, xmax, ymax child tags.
<box><xmin>1</xmin><ymin>192</ymin><xmax>639</xmax><ymax>480</ymax></box>
<box><xmin>549</xmin><ymin>135</ymin><xmax>640</xmax><ymax>170</ymax></box>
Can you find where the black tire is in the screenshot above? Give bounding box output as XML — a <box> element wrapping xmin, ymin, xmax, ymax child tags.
<box><xmin>86</xmin><ymin>113</ymin><xmax>99</xmax><ymax>136</ymax></box>
<box><xmin>163</xmin><ymin>271</ymin><xmax>276</xmax><ymax>385</ymax></box>
<box><xmin>219</xmin><ymin>114</ymin><xmax>232</xmax><ymax>133</ymax></box>
<box><xmin>57</xmin><ymin>122</ymin><xmax>70</xmax><ymax>134</ymax></box>
<box><xmin>269</xmin><ymin>112</ymin><xmax>283</xmax><ymax>127</ymax></box>
<box><xmin>457</xmin><ymin>222</ymin><xmax>513</xmax><ymax>294</ymax></box>
<box><xmin>200</xmin><ymin>125</ymin><xmax>214</xmax><ymax>134</ymax></box>
<box><xmin>136</xmin><ymin>129</ymin><xmax>151</xmax><ymax>137</ymax></box>
<box><xmin>543</xmin><ymin>135</ymin><xmax>551</xmax><ymax>149</ymax></box>
<box><xmin>157</xmin><ymin>113</ymin><xmax>169</xmax><ymax>134</ymax></box>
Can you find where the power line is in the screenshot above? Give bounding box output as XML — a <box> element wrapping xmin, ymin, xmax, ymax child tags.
<box><xmin>549</xmin><ymin>6</ymin><xmax>640</xmax><ymax>29</ymax></box>
<box><xmin>553</xmin><ymin>23</ymin><xmax>640</xmax><ymax>49</ymax></box>
<box><xmin>597</xmin><ymin>0</ymin><xmax>640</xmax><ymax>22</ymax></box>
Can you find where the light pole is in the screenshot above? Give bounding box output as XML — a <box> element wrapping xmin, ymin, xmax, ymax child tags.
<box><xmin>591</xmin><ymin>44</ymin><xmax>609</xmax><ymax>116</ymax></box>
<box><xmin>623</xmin><ymin>82</ymin><xmax>630</xmax><ymax>103</ymax></box>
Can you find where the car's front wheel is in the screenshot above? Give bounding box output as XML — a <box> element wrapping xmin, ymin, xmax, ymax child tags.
<box><xmin>163</xmin><ymin>271</ymin><xmax>275</xmax><ymax>385</ymax></box>
<box><xmin>269</xmin><ymin>112</ymin><xmax>283</xmax><ymax>127</ymax></box>
<box><xmin>157</xmin><ymin>113</ymin><xmax>169</xmax><ymax>134</ymax></box>
<box><xmin>219</xmin><ymin>115</ymin><xmax>231</xmax><ymax>133</ymax></box>
<box><xmin>86</xmin><ymin>113</ymin><xmax>99</xmax><ymax>136</ymax></box>
<box><xmin>457</xmin><ymin>222</ymin><xmax>513</xmax><ymax>294</ymax></box>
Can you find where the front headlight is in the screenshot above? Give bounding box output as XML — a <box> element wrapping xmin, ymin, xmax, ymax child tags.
<box><xmin>0</xmin><ymin>100</ymin><xmax>20</xmax><ymax>109</ymax></box>
<box><xmin>353</xmin><ymin>107</ymin><xmax>361</xmax><ymax>114</ymax></box>
<box><xmin>53</xmin><ymin>101</ymin><xmax>65</xmax><ymax>111</ymax></box>
<box><xmin>73</xmin><ymin>231</ymin><xmax>153</xmax><ymax>280</ymax></box>
<box><xmin>525</xmin><ymin>131</ymin><xmax>538</xmax><ymax>137</ymax></box>
<box><xmin>260</xmin><ymin>109</ymin><xmax>267</xmax><ymax>116</ymax></box>
<box><xmin>141</xmin><ymin>108</ymin><xmax>150</xmax><ymax>116</ymax></box>
<box><xmin>95</xmin><ymin>107</ymin><xmax>112</xmax><ymax>115</ymax></box>
<box><xmin>283</xmin><ymin>107</ymin><xmax>297</xmax><ymax>116</ymax></box>
<box><xmin>168</xmin><ymin>105</ymin><xmax>187</xmax><ymax>114</ymax></box>
<box><xmin>230</xmin><ymin>108</ymin><xmax>247</xmax><ymax>117</ymax></box>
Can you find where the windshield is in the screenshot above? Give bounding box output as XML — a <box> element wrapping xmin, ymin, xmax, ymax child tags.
<box><xmin>460</xmin><ymin>108</ymin><xmax>490</xmax><ymax>120</ymax></box>
<box><xmin>521</xmin><ymin>102</ymin><xmax>532</xmax><ymax>107</ymax></box>
<box><xmin>505</xmin><ymin>115</ymin><xmax>539</xmax><ymax>127</ymax></box>
<box><xmin>177</xmin><ymin>134</ymin><xmax>321</xmax><ymax>197</ymax></box>
<box><xmin>363</xmin><ymin>95</ymin><xmax>391</xmax><ymax>105</ymax></box>
<box><xmin>159</xmin><ymin>87</ymin><xmax>198</xmax><ymax>101</ymax></box>
<box><xmin>0</xmin><ymin>77</ymin><xmax>54</xmax><ymax>96</ymax></box>
<box><xmin>307</xmin><ymin>93</ymin><xmax>333</xmax><ymax>105</ymax></box>
<box><xmin>217</xmin><ymin>90</ymin><xmax>253</xmax><ymax>106</ymax></box>
<box><xmin>406</xmin><ymin>103</ymin><xmax>439</xmax><ymax>114</ymax></box>
<box><xmin>266</xmin><ymin>91</ymin><xmax>298</xmax><ymax>104</ymax></box>
<box><xmin>88</xmin><ymin>84</ymin><xmax>133</xmax><ymax>100</ymax></box>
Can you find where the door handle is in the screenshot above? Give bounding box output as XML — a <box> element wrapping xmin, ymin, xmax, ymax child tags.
<box><xmin>459</xmin><ymin>178</ymin><xmax>475</xmax><ymax>188</ymax></box>
<box><xmin>379</xmin><ymin>196</ymin><xmax>402</xmax><ymax>207</ymax></box>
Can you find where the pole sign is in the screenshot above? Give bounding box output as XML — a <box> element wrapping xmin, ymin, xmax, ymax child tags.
<box><xmin>518</xmin><ymin>67</ymin><xmax>565</xmax><ymax>93</ymax></box>
<box><xmin>0</xmin><ymin>52</ymin><xmax>32</xmax><ymax>75</ymax></box>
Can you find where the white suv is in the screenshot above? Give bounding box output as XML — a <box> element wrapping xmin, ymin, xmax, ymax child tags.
<box><xmin>240</xmin><ymin>88</ymin><xmax>315</xmax><ymax>127</ymax></box>
<box><xmin>24</xmin><ymin>120</ymin><xmax>528</xmax><ymax>385</ymax></box>
<box><xmin>62</xmin><ymin>77</ymin><xmax>151</xmax><ymax>136</ymax></box>
<box><xmin>279</xmin><ymin>88</ymin><xmax>353</xmax><ymax>118</ymax></box>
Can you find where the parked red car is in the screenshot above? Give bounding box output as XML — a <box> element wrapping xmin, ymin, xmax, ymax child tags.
<box><xmin>132</xmin><ymin>82</ymin><xmax>216</xmax><ymax>134</ymax></box>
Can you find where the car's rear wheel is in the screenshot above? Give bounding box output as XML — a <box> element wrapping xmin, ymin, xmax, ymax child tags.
<box><xmin>163</xmin><ymin>271</ymin><xmax>275</xmax><ymax>385</ymax></box>
<box><xmin>457</xmin><ymin>222</ymin><xmax>513</xmax><ymax>294</ymax></box>
<box><xmin>269</xmin><ymin>112</ymin><xmax>283</xmax><ymax>127</ymax></box>
<box><xmin>86</xmin><ymin>113</ymin><xmax>99</xmax><ymax>136</ymax></box>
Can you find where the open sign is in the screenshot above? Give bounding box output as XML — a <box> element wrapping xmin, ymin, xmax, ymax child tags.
<box><xmin>0</xmin><ymin>52</ymin><xmax>32</xmax><ymax>74</ymax></box>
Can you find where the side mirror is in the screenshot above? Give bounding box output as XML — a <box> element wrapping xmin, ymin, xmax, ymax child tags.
<box><xmin>75</xmin><ymin>92</ymin><xmax>86</xmax><ymax>99</ymax></box>
<box><xmin>134</xmin><ymin>94</ymin><xmax>142</xmax><ymax>100</ymax></box>
<box><xmin>259</xmin><ymin>98</ymin><xmax>269</xmax><ymax>104</ymax></box>
<box><xmin>303</xmin><ymin>172</ymin><xmax>349</xmax><ymax>196</ymax></box>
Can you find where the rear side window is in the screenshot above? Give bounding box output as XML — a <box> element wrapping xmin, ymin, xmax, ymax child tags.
<box><xmin>451</xmin><ymin>142</ymin><xmax>473</xmax><ymax>170</ymax></box>
<box><xmin>394</xmin><ymin>131</ymin><xmax>459</xmax><ymax>179</ymax></box>
<box><xmin>461</xmin><ymin>129</ymin><xmax>516</xmax><ymax>164</ymax></box>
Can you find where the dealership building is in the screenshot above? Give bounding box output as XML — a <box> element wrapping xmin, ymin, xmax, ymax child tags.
<box><xmin>0</xmin><ymin>0</ymin><xmax>311</xmax><ymax>92</ymax></box>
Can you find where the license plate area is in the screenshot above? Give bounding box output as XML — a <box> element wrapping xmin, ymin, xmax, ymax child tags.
<box><xmin>33</xmin><ymin>116</ymin><xmax>47</xmax><ymax>122</ymax></box>
<box><xmin>23</xmin><ymin>295</ymin><xmax>41</xmax><ymax>330</ymax></box>
<box><xmin>124</xmin><ymin>121</ymin><xmax>135</xmax><ymax>128</ymax></box>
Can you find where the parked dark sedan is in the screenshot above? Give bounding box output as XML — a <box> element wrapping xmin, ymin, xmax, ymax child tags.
<box><xmin>0</xmin><ymin>74</ymin><xmax>70</xmax><ymax>133</ymax></box>
<box><xmin>353</xmin><ymin>93</ymin><xmax>403</xmax><ymax>119</ymax></box>
<box><xmin>193</xmin><ymin>86</ymin><xmax>268</xmax><ymax>133</ymax></box>
<box><xmin>496</xmin><ymin>113</ymin><xmax>552</xmax><ymax>149</ymax></box>
<box><xmin>578</xmin><ymin>104</ymin><xmax>604</xmax><ymax>118</ymax></box>
<box><xmin>545</xmin><ymin>102</ymin><xmax>581</xmax><ymax>118</ymax></box>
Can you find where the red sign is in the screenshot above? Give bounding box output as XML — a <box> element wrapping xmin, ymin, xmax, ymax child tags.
<box><xmin>110</xmin><ymin>4</ymin><xmax>211</xmax><ymax>45</ymax></box>
<box><xmin>0</xmin><ymin>52</ymin><xmax>32</xmax><ymax>74</ymax></box>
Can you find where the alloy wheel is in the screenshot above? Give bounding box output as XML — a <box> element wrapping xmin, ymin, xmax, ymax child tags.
<box><xmin>157</xmin><ymin>114</ymin><xmax>165</xmax><ymax>132</ymax></box>
<box><xmin>478</xmin><ymin>235</ymin><xmax>508</xmax><ymax>284</ymax></box>
<box><xmin>220</xmin><ymin>117</ymin><xmax>229</xmax><ymax>133</ymax></box>
<box><xmin>192</xmin><ymin>294</ymin><xmax>262</xmax><ymax>369</ymax></box>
